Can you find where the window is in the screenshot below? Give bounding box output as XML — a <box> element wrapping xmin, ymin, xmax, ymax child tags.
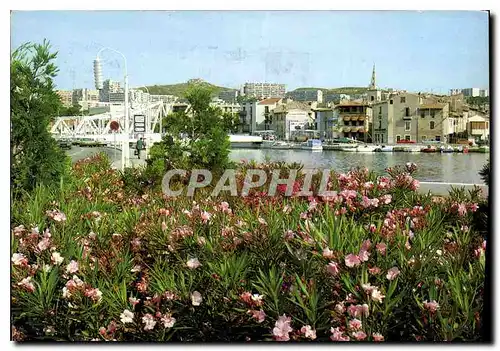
<box><xmin>405</xmin><ymin>121</ymin><xmax>411</xmax><ymax>131</ymax></box>
<box><xmin>435</xmin><ymin>136</ymin><xmax>441</xmax><ymax>142</ymax></box>
<box><xmin>405</xmin><ymin>107</ymin><xmax>410</xmax><ymax>116</ymax></box>
<box><xmin>405</xmin><ymin>135</ymin><xmax>411</xmax><ymax>141</ymax></box>
<box><xmin>378</xmin><ymin>121</ymin><xmax>382</xmax><ymax>129</ymax></box>
<box><xmin>390</xmin><ymin>100</ymin><xmax>393</xmax><ymax>105</ymax></box>
<box><xmin>396</xmin><ymin>135</ymin><xmax>401</xmax><ymax>142</ymax></box>
<box><xmin>430</xmin><ymin>110</ymin><xmax>436</xmax><ymax>118</ymax></box>
<box><xmin>400</xmin><ymin>97</ymin><xmax>406</xmax><ymax>103</ymax></box>
<box><xmin>430</xmin><ymin>121</ymin><xmax>435</xmax><ymax>130</ymax></box>
<box><xmin>371</xmin><ymin>96</ymin><xmax>374</xmax><ymax>101</ymax></box>
<box><xmin>265</xmin><ymin>106</ymin><xmax>269</xmax><ymax>113</ymax></box>
<box><xmin>420</xmin><ymin>110</ymin><xmax>425</xmax><ymax>118</ymax></box>
<box><xmin>379</xmin><ymin>107</ymin><xmax>382</xmax><ymax>114</ymax></box>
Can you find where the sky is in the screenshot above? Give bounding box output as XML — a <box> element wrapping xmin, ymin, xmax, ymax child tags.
<box><xmin>10</xmin><ymin>11</ymin><xmax>489</xmax><ymax>94</ymax></box>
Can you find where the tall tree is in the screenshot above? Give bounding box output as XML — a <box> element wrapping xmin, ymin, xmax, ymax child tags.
<box><xmin>11</xmin><ymin>40</ymin><xmax>68</xmax><ymax>194</ymax></box>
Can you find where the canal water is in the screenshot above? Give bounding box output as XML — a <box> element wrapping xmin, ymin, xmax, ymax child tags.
<box><xmin>229</xmin><ymin>149</ymin><xmax>489</xmax><ymax>184</ymax></box>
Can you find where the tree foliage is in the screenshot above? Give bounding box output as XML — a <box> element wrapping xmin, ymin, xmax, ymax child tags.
<box><xmin>11</xmin><ymin>40</ymin><xmax>69</xmax><ymax>196</ymax></box>
<box><xmin>146</xmin><ymin>85</ymin><xmax>234</xmax><ymax>180</ymax></box>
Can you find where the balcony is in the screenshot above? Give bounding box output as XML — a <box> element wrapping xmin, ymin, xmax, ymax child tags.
<box><xmin>343</xmin><ymin>116</ymin><xmax>351</xmax><ymax>121</ymax></box>
<box><xmin>403</xmin><ymin>115</ymin><xmax>412</xmax><ymax>120</ymax></box>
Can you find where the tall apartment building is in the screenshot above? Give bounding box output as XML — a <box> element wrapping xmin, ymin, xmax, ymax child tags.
<box><xmin>285</xmin><ymin>89</ymin><xmax>323</xmax><ymax>103</ymax></box>
<box><xmin>243</xmin><ymin>82</ymin><xmax>286</xmax><ymax>99</ymax></box>
<box><xmin>450</xmin><ymin>88</ymin><xmax>489</xmax><ymax>98</ymax></box>
<box><xmin>99</xmin><ymin>79</ymin><xmax>123</xmax><ymax>102</ymax></box>
<box><xmin>56</xmin><ymin>90</ymin><xmax>73</xmax><ymax>107</ymax></box>
<box><xmin>240</xmin><ymin>98</ymin><xmax>282</xmax><ymax>133</ymax></box>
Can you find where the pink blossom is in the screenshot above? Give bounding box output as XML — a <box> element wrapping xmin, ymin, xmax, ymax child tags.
<box><xmin>334</xmin><ymin>303</ymin><xmax>346</xmax><ymax>314</ymax></box>
<box><xmin>376</xmin><ymin>243</ymin><xmax>387</xmax><ymax>255</ymax></box>
<box><xmin>457</xmin><ymin>203</ymin><xmax>467</xmax><ymax>217</ymax></box>
<box><xmin>345</xmin><ymin>254</ymin><xmax>361</xmax><ymax>268</ymax></box>
<box><xmin>368</xmin><ymin>266</ymin><xmax>382</xmax><ymax>275</ymax></box>
<box><xmin>46</xmin><ymin>209</ymin><xmax>67</xmax><ymax>222</ymax></box>
<box><xmin>129</xmin><ymin>297</ymin><xmax>140</xmax><ymax>307</ymax></box>
<box><xmin>368</xmin><ymin>224</ymin><xmax>377</xmax><ymax>233</ymax></box>
<box><xmin>163</xmin><ymin>291</ymin><xmax>175</xmax><ymax>300</ymax></box>
<box><xmin>272</xmin><ymin>314</ymin><xmax>293</xmax><ymax>341</ymax></box>
<box><xmin>358</xmin><ymin>250</ymin><xmax>370</xmax><ymax>262</ymax></box>
<box><xmin>352</xmin><ymin>331</ymin><xmax>367</xmax><ymax>341</ymax></box>
<box><xmin>51</xmin><ymin>252</ymin><xmax>64</xmax><ymax>265</ymax></box>
<box><xmin>248</xmin><ymin>309</ymin><xmax>266</xmax><ymax>323</ymax></box>
<box><xmin>330</xmin><ymin>327</ymin><xmax>350</xmax><ymax>341</ymax></box>
<box><xmin>360</xmin><ymin>239</ymin><xmax>371</xmax><ymax>252</ymax></box>
<box><xmin>423</xmin><ymin>300</ymin><xmax>440</xmax><ymax>313</ymax></box>
<box><xmin>300</xmin><ymin>325</ymin><xmax>317</xmax><ymax>340</ymax></box>
<box><xmin>370</xmin><ymin>198</ymin><xmax>380</xmax><ymax>208</ymax></box>
<box><xmin>186</xmin><ymin>258</ymin><xmax>201</xmax><ymax>269</ymax></box>
<box><xmin>361</xmin><ymin>283</ymin><xmax>375</xmax><ymax>294</ymax></box>
<box><xmin>84</xmin><ymin>288</ymin><xmax>103</xmax><ymax>303</ymax></box>
<box><xmin>11</xmin><ymin>253</ymin><xmax>28</xmax><ymax>267</ymax></box>
<box><xmin>410</xmin><ymin>179</ymin><xmax>420</xmax><ymax>191</ymax></box>
<box><xmin>386</xmin><ymin>267</ymin><xmax>400</xmax><ymax>280</ymax></box>
<box><xmin>348</xmin><ymin>318</ymin><xmax>362</xmax><ymax>331</ymax></box>
<box><xmin>17</xmin><ymin>277</ymin><xmax>35</xmax><ymax>292</ymax></box>
<box><xmin>372</xmin><ymin>332</ymin><xmax>384</xmax><ymax>341</ymax></box>
<box><xmin>300</xmin><ymin>212</ymin><xmax>308</xmax><ymax>220</ymax></box>
<box><xmin>284</xmin><ymin>230</ymin><xmax>295</xmax><ymax>240</ymax></box>
<box><xmin>160</xmin><ymin>313</ymin><xmax>176</xmax><ymax>328</ymax></box>
<box><xmin>326</xmin><ymin>262</ymin><xmax>340</xmax><ymax>276</ymax></box>
<box><xmin>379</xmin><ymin>194</ymin><xmax>392</xmax><ymax>205</ymax></box>
<box><xmin>371</xmin><ymin>288</ymin><xmax>385</xmax><ymax>303</ymax></box>
<box><xmin>142</xmin><ymin>314</ymin><xmax>156</xmax><ymax>331</ymax></box>
<box><xmin>37</xmin><ymin>237</ymin><xmax>51</xmax><ymax>252</ymax></box>
<box><xmin>201</xmin><ymin>211</ymin><xmax>212</xmax><ymax>223</ymax></box>
<box><xmin>482</xmin><ymin>240</ymin><xmax>487</xmax><ymax>250</ymax></box>
<box><xmin>469</xmin><ymin>203</ymin><xmax>479</xmax><ymax>212</ymax></box>
<box><xmin>66</xmin><ymin>260</ymin><xmax>79</xmax><ymax>274</ymax></box>
<box><xmin>347</xmin><ymin>304</ymin><xmax>369</xmax><ymax>318</ymax></box>
<box><xmin>322</xmin><ymin>247</ymin><xmax>335</xmax><ymax>259</ymax></box>
<box><xmin>360</xmin><ymin>196</ymin><xmax>371</xmax><ymax>208</ymax></box>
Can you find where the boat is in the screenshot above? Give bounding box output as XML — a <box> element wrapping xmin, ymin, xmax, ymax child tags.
<box><xmin>440</xmin><ymin>145</ymin><xmax>455</xmax><ymax>153</ymax></box>
<box><xmin>406</xmin><ymin>146</ymin><xmax>421</xmax><ymax>153</ymax></box>
<box><xmin>260</xmin><ymin>140</ymin><xmax>275</xmax><ymax>149</ymax></box>
<box><xmin>341</xmin><ymin>146</ymin><xmax>358</xmax><ymax>152</ymax></box>
<box><xmin>375</xmin><ymin>145</ymin><xmax>394</xmax><ymax>152</ymax></box>
<box><xmin>301</xmin><ymin>139</ymin><xmax>323</xmax><ymax>151</ymax></box>
<box><xmin>356</xmin><ymin>144</ymin><xmax>378</xmax><ymax>152</ymax></box>
<box><xmin>421</xmin><ymin>145</ymin><xmax>438</xmax><ymax>153</ymax></box>
<box><xmin>271</xmin><ymin>141</ymin><xmax>292</xmax><ymax>150</ymax></box>
<box><xmin>469</xmin><ymin>146</ymin><xmax>490</xmax><ymax>153</ymax></box>
<box><xmin>229</xmin><ymin>134</ymin><xmax>263</xmax><ymax>149</ymax></box>
<box><xmin>392</xmin><ymin>146</ymin><xmax>406</xmax><ymax>152</ymax></box>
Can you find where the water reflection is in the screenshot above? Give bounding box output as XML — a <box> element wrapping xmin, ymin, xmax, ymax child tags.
<box><xmin>229</xmin><ymin>149</ymin><xmax>488</xmax><ymax>184</ymax></box>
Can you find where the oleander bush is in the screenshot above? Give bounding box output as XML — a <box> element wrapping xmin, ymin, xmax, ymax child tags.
<box><xmin>11</xmin><ymin>154</ymin><xmax>487</xmax><ymax>342</ymax></box>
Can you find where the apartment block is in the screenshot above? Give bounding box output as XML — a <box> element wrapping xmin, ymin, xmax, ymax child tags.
<box><xmin>272</xmin><ymin>101</ymin><xmax>313</xmax><ymax>140</ymax></box>
<box><xmin>56</xmin><ymin>90</ymin><xmax>73</xmax><ymax>107</ymax></box>
<box><xmin>240</xmin><ymin>98</ymin><xmax>282</xmax><ymax>133</ymax></box>
<box><xmin>450</xmin><ymin>88</ymin><xmax>488</xmax><ymax>98</ymax></box>
<box><xmin>286</xmin><ymin>89</ymin><xmax>323</xmax><ymax>103</ymax></box>
<box><xmin>243</xmin><ymin>82</ymin><xmax>286</xmax><ymax>99</ymax></box>
<box><xmin>99</xmin><ymin>79</ymin><xmax>123</xmax><ymax>102</ymax></box>
<box><xmin>335</xmin><ymin>102</ymin><xmax>372</xmax><ymax>142</ymax></box>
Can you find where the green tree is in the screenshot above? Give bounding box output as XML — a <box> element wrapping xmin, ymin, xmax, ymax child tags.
<box><xmin>147</xmin><ymin>85</ymin><xmax>233</xmax><ymax>180</ymax></box>
<box><xmin>11</xmin><ymin>40</ymin><xmax>69</xmax><ymax>195</ymax></box>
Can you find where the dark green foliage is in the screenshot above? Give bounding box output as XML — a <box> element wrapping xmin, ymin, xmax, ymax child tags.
<box><xmin>479</xmin><ymin>160</ymin><xmax>489</xmax><ymax>186</ymax></box>
<box><xmin>11</xmin><ymin>40</ymin><xmax>69</xmax><ymax>196</ymax></box>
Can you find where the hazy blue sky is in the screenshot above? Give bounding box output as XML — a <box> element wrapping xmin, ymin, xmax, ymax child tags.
<box><xmin>11</xmin><ymin>11</ymin><xmax>489</xmax><ymax>93</ymax></box>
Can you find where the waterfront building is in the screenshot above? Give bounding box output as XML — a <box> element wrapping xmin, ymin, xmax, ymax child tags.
<box><xmin>243</xmin><ymin>82</ymin><xmax>286</xmax><ymax>99</ymax></box>
<box><xmin>240</xmin><ymin>98</ymin><xmax>282</xmax><ymax>133</ymax></box>
<box><xmin>272</xmin><ymin>101</ymin><xmax>313</xmax><ymax>141</ymax></box>
<box><xmin>466</xmin><ymin>110</ymin><xmax>490</xmax><ymax>142</ymax></box>
<box><xmin>335</xmin><ymin>101</ymin><xmax>372</xmax><ymax>142</ymax></box>
<box><xmin>56</xmin><ymin>90</ymin><xmax>73</xmax><ymax>107</ymax></box>
<box><xmin>313</xmin><ymin>107</ymin><xmax>339</xmax><ymax>139</ymax></box>
<box><xmin>415</xmin><ymin>103</ymin><xmax>451</xmax><ymax>143</ymax></box>
<box><xmin>286</xmin><ymin>89</ymin><xmax>323</xmax><ymax>103</ymax></box>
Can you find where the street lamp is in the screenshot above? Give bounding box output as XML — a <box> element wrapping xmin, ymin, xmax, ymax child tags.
<box><xmin>136</xmin><ymin>85</ymin><xmax>151</xmax><ymax>158</ymax></box>
<box><xmin>94</xmin><ymin>47</ymin><xmax>129</xmax><ymax>171</ymax></box>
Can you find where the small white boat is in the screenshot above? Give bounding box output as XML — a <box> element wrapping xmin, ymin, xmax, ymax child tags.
<box><xmin>271</xmin><ymin>141</ymin><xmax>292</xmax><ymax>150</ymax></box>
<box><xmin>356</xmin><ymin>144</ymin><xmax>378</xmax><ymax>152</ymax></box>
<box><xmin>260</xmin><ymin>140</ymin><xmax>275</xmax><ymax>149</ymax></box>
<box><xmin>301</xmin><ymin>139</ymin><xmax>323</xmax><ymax>151</ymax></box>
<box><xmin>376</xmin><ymin>145</ymin><xmax>394</xmax><ymax>152</ymax></box>
<box><xmin>341</xmin><ymin>146</ymin><xmax>358</xmax><ymax>152</ymax></box>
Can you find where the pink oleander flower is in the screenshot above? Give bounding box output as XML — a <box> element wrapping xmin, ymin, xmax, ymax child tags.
<box><xmin>17</xmin><ymin>277</ymin><xmax>35</xmax><ymax>292</ymax></box>
<box><xmin>191</xmin><ymin>291</ymin><xmax>202</xmax><ymax>306</ymax></box>
<box><xmin>410</xmin><ymin>179</ymin><xmax>420</xmax><ymax>191</ymax></box>
<box><xmin>368</xmin><ymin>224</ymin><xmax>377</xmax><ymax>233</ymax></box>
<box><xmin>186</xmin><ymin>258</ymin><xmax>201</xmax><ymax>269</ymax></box>
<box><xmin>361</xmin><ymin>283</ymin><xmax>375</xmax><ymax>294</ymax></box>
<box><xmin>379</xmin><ymin>194</ymin><xmax>392</xmax><ymax>205</ymax></box>
<box><xmin>160</xmin><ymin>313</ymin><xmax>176</xmax><ymax>328</ymax></box>
<box><xmin>11</xmin><ymin>253</ymin><xmax>28</xmax><ymax>267</ymax></box>
<box><xmin>323</xmin><ymin>247</ymin><xmax>335</xmax><ymax>259</ymax></box>
<box><xmin>326</xmin><ymin>262</ymin><xmax>340</xmax><ymax>276</ymax></box>
<box><xmin>85</xmin><ymin>288</ymin><xmax>103</xmax><ymax>303</ymax></box>
<box><xmin>301</xmin><ymin>325</ymin><xmax>317</xmax><ymax>340</ymax></box>
<box><xmin>376</xmin><ymin>243</ymin><xmax>387</xmax><ymax>255</ymax></box>
<box><xmin>272</xmin><ymin>314</ymin><xmax>293</xmax><ymax>341</ymax></box>
<box><xmin>330</xmin><ymin>327</ymin><xmax>350</xmax><ymax>341</ymax></box>
<box><xmin>248</xmin><ymin>309</ymin><xmax>266</xmax><ymax>323</ymax></box>
<box><xmin>129</xmin><ymin>297</ymin><xmax>140</xmax><ymax>307</ymax></box>
<box><xmin>120</xmin><ymin>309</ymin><xmax>134</xmax><ymax>324</ymax></box>
<box><xmin>347</xmin><ymin>304</ymin><xmax>369</xmax><ymax>318</ymax></box>
<box><xmin>482</xmin><ymin>240</ymin><xmax>487</xmax><ymax>250</ymax></box>
<box><xmin>386</xmin><ymin>267</ymin><xmax>400</xmax><ymax>281</ymax></box>
<box><xmin>251</xmin><ymin>294</ymin><xmax>264</xmax><ymax>306</ymax></box>
<box><xmin>368</xmin><ymin>266</ymin><xmax>382</xmax><ymax>275</ymax></box>
<box><xmin>240</xmin><ymin>291</ymin><xmax>253</xmax><ymax>305</ymax></box>
<box><xmin>345</xmin><ymin>254</ymin><xmax>361</xmax><ymax>268</ymax></box>
<box><xmin>142</xmin><ymin>314</ymin><xmax>156</xmax><ymax>331</ymax></box>
<box><xmin>349</xmin><ymin>318</ymin><xmax>362</xmax><ymax>331</ymax></box>
<box><xmin>372</xmin><ymin>332</ymin><xmax>384</xmax><ymax>341</ymax></box>
<box><xmin>51</xmin><ymin>252</ymin><xmax>64</xmax><ymax>265</ymax></box>
<box><xmin>361</xmin><ymin>196</ymin><xmax>371</xmax><ymax>208</ymax></box>
<box><xmin>423</xmin><ymin>300</ymin><xmax>440</xmax><ymax>313</ymax></box>
<box><xmin>300</xmin><ymin>212</ymin><xmax>308</xmax><ymax>220</ymax></box>
<box><xmin>66</xmin><ymin>260</ymin><xmax>79</xmax><ymax>274</ymax></box>
<box><xmin>201</xmin><ymin>211</ymin><xmax>212</xmax><ymax>223</ymax></box>
<box><xmin>37</xmin><ymin>237</ymin><xmax>51</xmax><ymax>252</ymax></box>
<box><xmin>470</xmin><ymin>203</ymin><xmax>479</xmax><ymax>212</ymax></box>
<box><xmin>163</xmin><ymin>291</ymin><xmax>175</xmax><ymax>300</ymax></box>
<box><xmin>358</xmin><ymin>249</ymin><xmax>370</xmax><ymax>262</ymax></box>
<box><xmin>46</xmin><ymin>209</ymin><xmax>67</xmax><ymax>222</ymax></box>
<box><xmin>457</xmin><ymin>203</ymin><xmax>467</xmax><ymax>217</ymax></box>
<box><xmin>371</xmin><ymin>288</ymin><xmax>385</xmax><ymax>303</ymax></box>
<box><xmin>352</xmin><ymin>331</ymin><xmax>367</xmax><ymax>341</ymax></box>
<box><xmin>360</xmin><ymin>239</ymin><xmax>371</xmax><ymax>252</ymax></box>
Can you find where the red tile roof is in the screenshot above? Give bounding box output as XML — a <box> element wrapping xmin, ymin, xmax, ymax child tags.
<box><xmin>258</xmin><ymin>98</ymin><xmax>282</xmax><ymax>105</ymax></box>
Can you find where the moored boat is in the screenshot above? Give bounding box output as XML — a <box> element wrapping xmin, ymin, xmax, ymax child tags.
<box><xmin>375</xmin><ymin>145</ymin><xmax>394</xmax><ymax>152</ymax></box>
<box><xmin>271</xmin><ymin>141</ymin><xmax>292</xmax><ymax>150</ymax></box>
<box><xmin>421</xmin><ymin>145</ymin><xmax>437</xmax><ymax>153</ymax></box>
<box><xmin>440</xmin><ymin>145</ymin><xmax>455</xmax><ymax>153</ymax></box>
<box><xmin>301</xmin><ymin>139</ymin><xmax>323</xmax><ymax>151</ymax></box>
<box><xmin>356</xmin><ymin>144</ymin><xmax>378</xmax><ymax>152</ymax></box>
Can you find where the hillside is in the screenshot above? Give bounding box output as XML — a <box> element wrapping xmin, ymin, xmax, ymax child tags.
<box><xmin>143</xmin><ymin>82</ymin><xmax>235</xmax><ymax>98</ymax></box>
<box><xmin>290</xmin><ymin>87</ymin><xmax>369</xmax><ymax>95</ymax></box>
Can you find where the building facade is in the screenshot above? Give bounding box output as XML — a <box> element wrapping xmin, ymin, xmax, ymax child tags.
<box><xmin>56</xmin><ymin>90</ymin><xmax>73</xmax><ymax>107</ymax></box>
<box><xmin>240</xmin><ymin>98</ymin><xmax>282</xmax><ymax>133</ymax></box>
<box><xmin>272</xmin><ymin>101</ymin><xmax>313</xmax><ymax>140</ymax></box>
<box><xmin>243</xmin><ymin>83</ymin><xmax>286</xmax><ymax>99</ymax></box>
<box><xmin>450</xmin><ymin>88</ymin><xmax>489</xmax><ymax>98</ymax></box>
<box><xmin>286</xmin><ymin>89</ymin><xmax>323</xmax><ymax>103</ymax></box>
<box><xmin>313</xmin><ymin>108</ymin><xmax>339</xmax><ymax>139</ymax></box>
<box><xmin>99</xmin><ymin>79</ymin><xmax>123</xmax><ymax>102</ymax></box>
<box><xmin>218</xmin><ymin>90</ymin><xmax>240</xmax><ymax>103</ymax></box>
<box><xmin>335</xmin><ymin>102</ymin><xmax>372</xmax><ymax>142</ymax></box>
